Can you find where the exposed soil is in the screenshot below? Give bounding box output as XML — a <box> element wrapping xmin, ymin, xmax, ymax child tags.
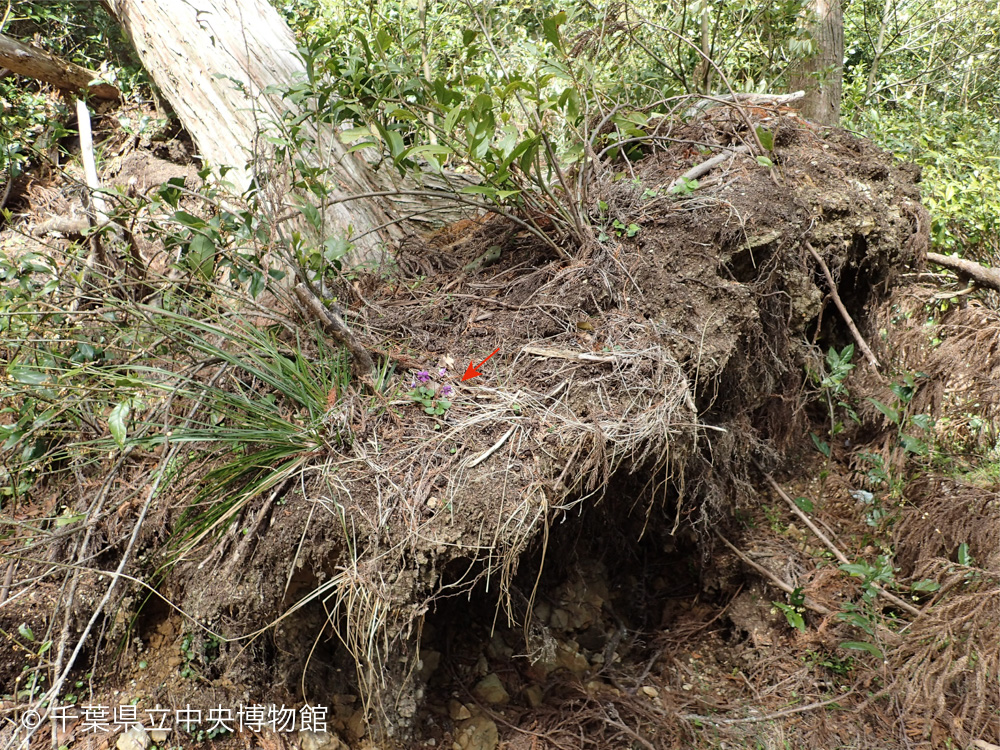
<box><xmin>3</xmin><ymin>100</ymin><xmax>1000</xmax><ymax>750</ymax></box>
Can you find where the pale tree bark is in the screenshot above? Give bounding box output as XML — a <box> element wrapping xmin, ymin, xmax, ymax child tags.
<box><xmin>0</xmin><ymin>32</ymin><xmax>120</xmax><ymax>99</ymax></box>
<box><xmin>789</xmin><ymin>0</ymin><xmax>844</xmax><ymax>126</ymax></box>
<box><xmin>106</xmin><ymin>0</ymin><xmax>404</xmax><ymax>265</ymax></box>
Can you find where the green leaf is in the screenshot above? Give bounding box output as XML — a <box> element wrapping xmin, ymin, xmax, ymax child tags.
<box><xmin>558</xmin><ymin>86</ymin><xmax>581</xmax><ymax>121</ymax></box>
<box><xmin>109</xmin><ymin>401</ymin><xmax>130</xmax><ymax>447</ymax></box>
<box><xmin>867</xmin><ymin>398</ymin><xmax>900</xmax><ymax>425</ymax></box>
<box><xmin>810</xmin><ymin>432</ymin><xmax>831</xmax><ymax>458</ymax></box>
<box><xmin>543</xmin><ymin>11</ymin><xmax>567</xmax><ymax>49</ymax></box>
<box><xmin>519</xmin><ymin>140</ymin><xmax>540</xmax><ymax>174</ymax></box>
<box><xmin>910</xmin><ymin>579</ymin><xmax>940</xmax><ymax>592</ymax></box>
<box><xmin>158</xmin><ymin>177</ymin><xmax>185</xmax><ymax>209</ymax></box>
<box><xmin>773</xmin><ymin>602</ymin><xmax>805</xmax><ymax>632</ymax></box>
<box><xmin>346</xmin><ymin>141</ymin><xmax>380</xmax><ymax>154</ymax></box>
<box><xmin>460</xmin><ymin>185</ymin><xmax>498</xmax><ymax>197</ymax></box>
<box><xmin>900</xmin><ymin>434</ymin><xmax>928</xmax><ymax>456</ymax></box>
<box><xmin>407</xmin><ymin>144</ymin><xmax>453</xmax><ymax>168</ymax></box>
<box><xmin>755</xmin><ymin>127</ymin><xmax>775</xmax><ymax>151</ymax></box>
<box><xmin>38</xmin><ymin>640</ymin><xmax>52</xmax><ymax>655</ymax></box>
<box><xmin>338</xmin><ymin>126</ymin><xmax>372</xmax><ymax>143</ymax></box>
<box><xmin>501</xmin><ymin>80</ymin><xmax>534</xmax><ymax>99</ymax></box>
<box><xmin>172</xmin><ymin>210</ymin><xmax>206</xmax><ymax>229</ymax></box>
<box><xmin>840</xmin><ymin>562</ymin><xmax>873</xmax><ymax>579</ymax></box>
<box><xmin>443</xmin><ymin>105</ymin><xmax>464</xmax><ymax>135</ymax></box>
<box><xmin>958</xmin><ymin>542</ymin><xmax>974</xmax><ymax>566</ymax></box>
<box><xmin>18</xmin><ymin>623</ymin><xmax>34</xmax><ymax>642</ymax></box>
<box><xmin>462</xmin><ymin>29</ymin><xmax>478</xmax><ymax>47</ymax></box>
<box><xmin>55</xmin><ymin>513</ymin><xmax>85</xmax><ymax>528</ymax></box>
<box><xmin>794</xmin><ymin>496</ymin><xmax>814</xmax><ymax>513</ymax></box>
<box><xmin>407</xmin><ymin>144</ymin><xmax>454</xmax><ymax>160</ymax></box>
<box><xmin>187</xmin><ymin>233</ymin><xmax>216</xmax><ymax>280</ymax></box>
<box><xmin>756</xmin><ymin>155</ymin><xmax>774</xmax><ymax>168</ymax></box>
<box><xmin>300</xmin><ymin>203</ymin><xmax>322</xmax><ymax>232</ymax></box>
<box><xmin>385</xmin><ymin>130</ymin><xmax>405</xmax><ymax>160</ymax></box>
<box><xmin>840</xmin><ymin>641</ymin><xmax>883</xmax><ymax>658</ymax></box>
<box><xmin>8</xmin><ymin>366</ymin><xmax>47</xmax><ymax>385</ymax></box>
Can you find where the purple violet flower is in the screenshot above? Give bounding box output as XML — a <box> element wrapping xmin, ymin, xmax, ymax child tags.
<box><xmin>438</xmin><ymin>367</ymin><xmax>447</xmax><ymax>377</ymax></box>
<box><xmin>441</xmin><ymin>385</ymin><xmax>454</xmax><ymax>397</ymax></box>
<box><xmin>416</xmin><ymin>370</ymin><xmax>431</xmax><ymax>384</ymax></box>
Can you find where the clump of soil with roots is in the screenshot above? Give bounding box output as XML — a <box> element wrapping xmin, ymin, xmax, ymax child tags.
<box><xmin>3</xmin><ymin>97</ymin><xmax>999</xmax><ymax>750</ymax></box>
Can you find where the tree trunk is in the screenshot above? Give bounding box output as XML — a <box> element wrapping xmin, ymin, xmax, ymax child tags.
<box><xmin>0</xmin><ymin>32</ymin><xmax>119</xmax><ymax>99</ymax></box>
<box><xmin>106</xmin><ymin>0</ymin><xmax>403</xmax><ymax>265</ymax></box>
<box><xmin>789</xmin><ymin>0</ymin><xmax>844</xmax><ymax>126</ymax></box>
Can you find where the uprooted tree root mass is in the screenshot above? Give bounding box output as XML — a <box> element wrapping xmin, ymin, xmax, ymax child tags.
<box><xmin>12</xmin><ymin>105</ymin><xmax>999</xmax><ymax>749</ymax></box>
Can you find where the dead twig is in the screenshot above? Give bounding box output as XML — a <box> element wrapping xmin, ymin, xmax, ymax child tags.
<box><xmin>805</xmin><ymin>241</ymin><xmax>880</xmax><ymax>371</ymax></box>
<box><xmin>681</xmin><ymin>689</ymin><xmax>854</xmax><ymax>725</ymax></box>
<box><xmin>294</xmin><ymin>282</ymin><xmax>375</xmax><ymax>376</ymax></box>
<box><xmin>927</xmin><ymin>251</ymin><xmax>1000</xmax><ymax>292</ymax></box>
<box><xmin>466</xmin><ymin>424</ymin><xmax>517</xmax><ymax>469</ymax></box>
<box><xmin>71</xmin><ymin>97</ymin><xmax>115</xmax><ymax>313</ymax></box>
<box><xmin>522</xmin><ymin>345</ymin><xmax>616</xmax><ymax>363</ymax></box>
<box><xmin>666</xmin><ymin>145</ymin><xmax>750</xmax><ymax>193</ymax></box>
<box><xmin>761</xmin><ymin>472</ymin><xmax>921</xmax><ymax>617</ymax></box>
<box><xmin>715</xmin><ymin>531</ymin><xmax>833</xmax><ymax>616</ymax></box>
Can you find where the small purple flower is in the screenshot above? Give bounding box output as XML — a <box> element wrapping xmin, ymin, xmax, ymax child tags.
<box><xmin>408</xmin><ymin>380</ymin><xmax>417</xmax><ymax>389</ymax></box>
<box><xmin>441</xmin><ymin>385</ymin><xmax>454</xmax><ymax>397</ymax></box>
<box><xmin>438</xmin><ymin>367</ymin><xmax>447</xmax><ymax>377</ymax></box>
<box><xmin>416</xmin><ymin>370</ymin><xmax>431</xmax><ymax>384</ymax></box>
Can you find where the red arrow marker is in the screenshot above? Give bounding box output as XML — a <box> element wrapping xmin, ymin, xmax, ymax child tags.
<box><xmin>462</xmin><ymin>346</ymin><xmax>501</xmax><ymax>381</ymax></box>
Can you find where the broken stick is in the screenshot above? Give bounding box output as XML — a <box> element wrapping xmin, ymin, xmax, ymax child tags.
<box><xmin>293</xmin><ymin>283</ymin><xmax>375</xmax><ymax>376</ymax></box>
<box><xmin>805</xmin><ymin>241</ymin><xmax>880</xmax><ymax>371</ymax></box>
<box><xmin>926</xmin><ymin>251</ymin><xmax>1000</xmax><ymax>292</ymax></box>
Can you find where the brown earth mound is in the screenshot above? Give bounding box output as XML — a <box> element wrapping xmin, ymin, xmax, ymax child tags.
<box><xmin>0</xmin><ymin>103</ymin><xmax>932</xmax><ymax>747</ymax></box>
<box><xmin>146</xmin><ymin>109</ymin><xmax>926</xmax><ymax>733</ymax></box>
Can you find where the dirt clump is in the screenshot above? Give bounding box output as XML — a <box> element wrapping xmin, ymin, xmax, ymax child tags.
<box><xmin>145</xmin><ymin>107</ymin><xmax>926</xmax><ymax>738</ymax></box>
<box><xmin>1</xmin><ymin>102</ymin><xmax>940</xmax><ymax>749</ymax></box>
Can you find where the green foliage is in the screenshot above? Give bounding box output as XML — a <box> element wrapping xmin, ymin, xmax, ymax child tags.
<box><xmin>0</xmin><ymin>2</ymin><xmax>149</xmax><ymax>176</ymax></box>
<box><xmin>857</xmin><ymin>105</ymin><xmax>1000</xmax><ymax>256</ymax></box>
<box><xmin>138</xmin><ymin>314</ymin><xmax>366</xmax><ymax>553</ymax></box>
<box><xmin>260</xmin><ymin>0</ymin><xmax>818</xmax><ymax>256</ymax></box>
<box><xmin>842</xmin><ymin>0</ymin><xmax>1000</xmax><ymax>258</ymax></box>
<box><xmin>867</xmin><ymin>371</ymin><xmax>934</xmax><ymax>463</ymax></box>
<box><xmin>808</xmin><ymin>344</ymin><xmax>858</xmax><ymax>454</ymax></box>
<box><xmin>406</xmin><ymin>370</ymin><xmax>453</xmax><ymax>416</ymax></box>
<box><xmin>774</xmin><ymin>587</ymin><xmax>807</xmax><ymax>631</ymax></box>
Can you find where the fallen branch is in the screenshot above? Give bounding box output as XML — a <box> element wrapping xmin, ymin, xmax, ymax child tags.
<box><xmin>293</xmin><ymin>283</ymin><xmax>375</xmax><ymax>376</ymax></box>
<box><xmin>681</xmin><ymin>689</ymin><xmax>853</xmax><ymax>726</ymax></box>
<box><xmin>926</xmin><ymin>251</ymin><xmax>1000</xmax><ymax>292</ymax></box>
<box><xmin>77</xmin><ymin>99</ymin><xmax>114</xmax><ymax>270</ymax></box>
<box><xmin>522</xmin><ymin>345</ymin><xmax>616</xmax><ymax>363</ymax></box>
<box><xmin>715</xmin><ymin>532</ymin><xmax>833</xmax><ymax>616</ymax></box>
<box><xmin>0</xmin><ymin>32</ymin><xmax>119</xmax><ymax>99</ymax></box>
<box><xmin>682</xmin><ymin>90</ymin><xmax>806</xmax><ymax>119</ymax></box>
<box><xmin>31</xmin><ymin>216</ymin><xmax>92</xmax><ymax>236</ymax></box>
<box><xmin>805</xmin><ymin>241</ymin><xmax>880</xmax><ymax>371</ymax></box>
<box><xmin>761</xmin><ymin>472</ymin><xmax>921</xmax><ymax>617</ymax></box>
<box><xmin>667</xmin><ymin>145</ymin><xmax>750</xmax><ymax>193</ymax></box>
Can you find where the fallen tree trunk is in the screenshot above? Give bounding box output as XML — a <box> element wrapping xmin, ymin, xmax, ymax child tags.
<box><xmin>927</xmin><ymin>252</ymin><xmax>1000</xmax><ymax>292</ymax></box>
<box><xmin>107</xmin><ymin>0</ymin><xmax>403</xmax><ymax>265</ymax></box>
<box><xmin>0</xmin><ymin>33</ymin><xmax>119</xmax><ymax>99</ymax></box>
